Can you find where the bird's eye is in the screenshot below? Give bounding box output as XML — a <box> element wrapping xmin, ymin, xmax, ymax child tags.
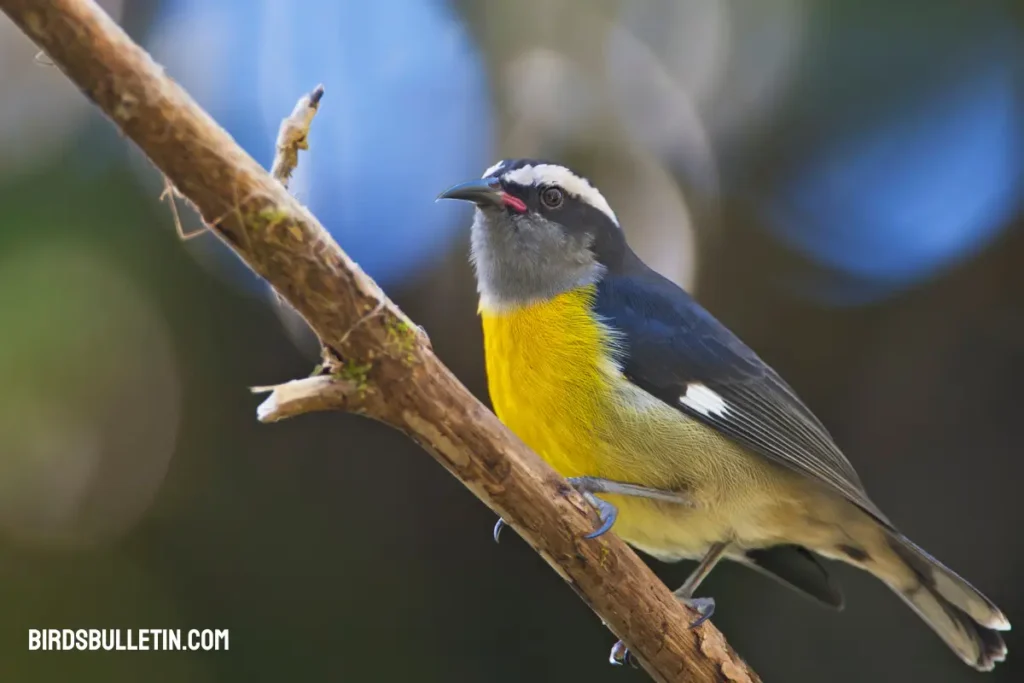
<box><xmin>540</xmin><ymin>185</ymin><xmax>565</xmax><ymax>209</ymax></box>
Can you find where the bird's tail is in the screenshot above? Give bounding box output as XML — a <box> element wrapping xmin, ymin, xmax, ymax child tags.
<box><xmin>881</xmin><ymin>533</ymin><xmax>1010</xmax><ymax>671</ymax></box>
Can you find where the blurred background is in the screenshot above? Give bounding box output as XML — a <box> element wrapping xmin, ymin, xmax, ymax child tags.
<box><xmin>1</xmin><ymin>0</ymin><xmax>1022</xmax><ymax>680</ymax></box>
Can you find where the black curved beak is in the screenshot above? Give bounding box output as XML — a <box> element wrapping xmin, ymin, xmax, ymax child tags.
<box><xmin>436</xmin><ymin>178</ymin><xmax>504</xmax><ymax>208</ymax></box>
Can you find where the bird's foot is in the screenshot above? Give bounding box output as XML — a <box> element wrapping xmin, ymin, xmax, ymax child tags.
<box><xmin>608</xmin><ymin>596</ymin><xmax>716</xmax><ymax>666</ymax></box>
<box><xmin>491</xmin><ymin>482</ymin><xmax>617</xmax><ymax>542</ymax></box>
<box><xmin>569</xmin><ymin>475</ymin><xmax>696</xmax><ymax>539</ymax></box>
<box><xmin>609</xmin><ymin>640</ymin><xmax>639</xmax><ymax>668</ymax></box>
<box><xmin>575</xmin><ymin>488</ymin><xmax>619</xmax><ymax>539</ymax></box>
<box><xmin>680</xmin><ymin>596</ymin><xmax>716</xmax><ymax>628</ymax></box>
<box><xmin>492</xmin><ymin>476</ymin><xmax>692</xmax><ymax>542</ymax></box>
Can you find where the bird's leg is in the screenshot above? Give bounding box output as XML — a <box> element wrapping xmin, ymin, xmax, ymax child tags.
<box><xmin>569</xmin><ymin>476</ymin><xmax>695</xmax><ymax>539</ymax></box>
<box><xmin>569</xmin><ymin>476</ymin><xmax>697</xmax><ymax>505</ymax></box>
<box><xmin>672</xmin><ymin>540</ymin><xmax>729</xmax><ymax>625</ymax></box>
<box><xmin>610</xmin><ymin>542</ymin><xmax>730</xmax><ymax>666</ymax></box>
<box><xmin>492</xmin><ymin>476</ymin><xmax>694</xmax><ymax>542</ymax></box>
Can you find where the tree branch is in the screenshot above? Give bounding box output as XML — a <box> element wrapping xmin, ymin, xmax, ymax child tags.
<box><xmin>0</xmin><ymin>1</ymin><xmax>759</xmax><ymax>681</ymax></box>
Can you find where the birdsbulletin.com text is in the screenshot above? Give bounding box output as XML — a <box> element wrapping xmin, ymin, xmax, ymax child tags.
<box><xmin>29</xmin><ymin>629</ymin><xmax>229</xmax><ymax>651</ymax></box>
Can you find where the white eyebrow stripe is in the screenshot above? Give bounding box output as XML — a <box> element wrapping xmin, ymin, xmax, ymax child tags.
<box><xmin>502</xmin><ymin>164</ymin><xmax>619</xmax><ymax>226</ymax></box>
<box><xmin>482</xmin><ymin>160</ymin><xmax>507</xmax><ymax>178</ymax></box>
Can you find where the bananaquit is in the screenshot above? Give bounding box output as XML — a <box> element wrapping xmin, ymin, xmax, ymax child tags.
<box><xmin>438</xmin><ymin>159</ymin><xmax>1009</xmax><ymax>671</ymax></box>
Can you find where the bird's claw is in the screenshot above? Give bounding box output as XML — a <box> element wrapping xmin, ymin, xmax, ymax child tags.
<box><xmin>565</xmin><ymin>477</ymin><xmax>621</xmax><ymax>539</ymax></box>
<box><xmin>581</xmin><ymin>492</ymin><xmax>618</xmax><ymax>539</ymax></box>
<box><xmin>609</xmin><ymin>639</ymin><xmax>639</xmax><ymax>667</ymax></box>
<box><xmin>492</xmin><ymin>480</ymin><xmax>621</xmax><ymax>543</ymax></box>
<box><xmin>682</xmin><ymin>596</ymin><xmax>716</xmax><ymax>628</ymax></box>
<box><xmin>608</xmin><ymin>596</ymin><xmax>716</xmax><ymax>666</ymax></box>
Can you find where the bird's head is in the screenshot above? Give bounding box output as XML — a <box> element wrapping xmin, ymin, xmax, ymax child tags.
<box><xmin>438</xmin><ymin>159</ymin><xmax>627</xmax><ymax>310</ymax></box>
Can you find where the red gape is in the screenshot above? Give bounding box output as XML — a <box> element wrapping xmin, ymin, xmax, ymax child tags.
<box><xmin>500</xmin><ymin>193</ymin><xmax>527</xmax><ymax>213</ymax></box>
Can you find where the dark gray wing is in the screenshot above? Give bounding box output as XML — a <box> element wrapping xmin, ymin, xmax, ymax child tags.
<box><xmin>594</xmin><ymin>263</ymin><xmax>891</xmax><ymax>528</ymax></box>
<box><xmin>744</xmin><ymin>545</ymin><xmax>844</xmax><ymax>609</ymax></box>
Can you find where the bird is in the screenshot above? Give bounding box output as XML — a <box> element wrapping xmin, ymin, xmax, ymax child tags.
<box><xmin>437</xmin><ymin>159</ymin><xmax>1010</xmax><ymax>671</ymax></box>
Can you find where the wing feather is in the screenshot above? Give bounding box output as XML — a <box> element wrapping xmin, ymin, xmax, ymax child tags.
<box><xmin>595</xmin><ymin>264</ymin><xmax>891</xmax><ymax>528</ymax></box>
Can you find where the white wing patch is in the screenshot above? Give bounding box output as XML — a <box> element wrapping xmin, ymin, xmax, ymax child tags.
<box><xmin>502</xmin><ymin>163</ymin><xmax>619</xmax><ymax>226</ymax></box>
<box><xmin>679</xmin><ymin>383</ymin><xmax>728</xmax><ymax>417</ymax></box>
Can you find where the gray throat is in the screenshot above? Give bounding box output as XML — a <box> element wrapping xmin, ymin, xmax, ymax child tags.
<box><xmin>469</xmin><ymin>209</ymin><xmax>604</xmax><ymax>310</ymax></box>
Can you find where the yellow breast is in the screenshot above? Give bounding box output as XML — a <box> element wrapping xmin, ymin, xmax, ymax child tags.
<box><xmin>479</xmin><ymin>285</ymin><xmax>807</xmax><ymax>560</ymax></box>
<box><xmin>480</xmin><ymin>286</ymin><xmax>616</xmax><ymax>478</ymax></box>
